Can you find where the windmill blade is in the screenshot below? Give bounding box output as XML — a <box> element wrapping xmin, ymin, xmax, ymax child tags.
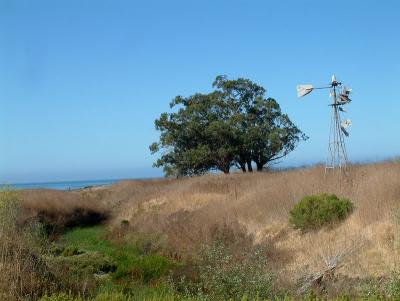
<box><xmin>339</xmin><ymin>94</ymin><xmax>352</xmax><ymax>103</ymax></box>
<box><xmin>341</xmin><ymin>126</ymin><xmax>349</xmax><ymax>137</ymax></box>
<box><xmin>331</xmin><ymin>74</ymin><xmax>337</xmax><ymax>85</ymax></box>
<box><xmin>342</xmin><ymin>85</ymin><xmax>352</xmax><ymax>95</ymax></box>
<box><xmin>342</xmin><ymin>85</ymin><xmax>351</xmax><ymax>95</ymax></box>
<box><xmin>341</xmin><ymin>119</ymin><xmax>352</xmax><ymax>129</ymax></box>
<box><xmin>297</xmin><ymin>84</ymin><xmax>314</xmax><ymax>97</ymax></box>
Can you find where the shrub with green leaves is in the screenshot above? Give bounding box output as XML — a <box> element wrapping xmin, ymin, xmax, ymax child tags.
<box><xmin>289</xmin><ymin>193</ymin><xmax>353</xmax><ymax>231</ymax></box>
<box><xmin>170</xmin><ymin>240</ymin><xmax>274</xmax><ymax>301</ymax></box>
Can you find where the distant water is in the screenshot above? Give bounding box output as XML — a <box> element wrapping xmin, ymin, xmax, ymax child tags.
<box><xmin>5</xmin><ymin>179</ymin><xmax>122</xmax><ymax>191</ymax></box>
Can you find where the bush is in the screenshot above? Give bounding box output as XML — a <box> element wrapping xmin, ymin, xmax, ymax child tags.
<box><xmin>170</xmin><ymin>240</ymin><xmax>274</xmax><ymax>300</ymax></box>
<box><xmin>289</xmin><ymin>193</ymin><xmax>353</xmax><ymax>231</ymax></box>
<box><xmin>120</xmin><ymin>220</ymin><xmax>130</xmax><ymax>228</ymax></box>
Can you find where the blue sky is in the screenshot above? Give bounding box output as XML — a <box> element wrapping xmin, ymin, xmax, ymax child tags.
<box><xmin>1</xmin><ymin>0</ymin><xmax>399</xmax><ymax>183</ymax></box>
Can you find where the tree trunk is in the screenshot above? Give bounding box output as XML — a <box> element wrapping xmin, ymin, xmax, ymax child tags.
<box><xmin>256</xmin><ymin>162</ymin><xmax>263</xmax><ymax>171</ymax></box>
<box><xmin>247</xmin><ymin>160</ymin><xmax>253</xmax><ymax>172</ymax></box>
<box><xmin>219</xmin><ymin>163</ymin><xmax>231</xmax><ymax>174</ymax></box>
<box><xmin>218</xmin><ymin>159</ymin><xmax>231</xmax><ymax>174</ymax></box>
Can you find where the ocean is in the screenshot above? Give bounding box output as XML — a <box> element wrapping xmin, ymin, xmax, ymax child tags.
<box><xmin>5</xmin><ymin>179</ymin><xmax>123</xmax><ymax>191</ymax></box>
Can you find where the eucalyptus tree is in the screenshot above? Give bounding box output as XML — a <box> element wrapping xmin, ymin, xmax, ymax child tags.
<box><xmin>150</xmin><ymin>76</ymin><xmax>307</xmax><ymax>176</ymax></box>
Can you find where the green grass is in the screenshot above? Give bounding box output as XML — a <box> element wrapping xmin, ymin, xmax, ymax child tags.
<box><xmin>57</xmin><ymin>226</ymin><xmax>175</xmax><ymax>289</ymax></box>
<box><xmin>38</xmin><ymin>289</ymin><xmax>190</xmax><ymax>301</ymax></box>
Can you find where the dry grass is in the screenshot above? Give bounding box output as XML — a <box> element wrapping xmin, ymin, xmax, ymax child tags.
<box><xmin>0</xmin><ymin>190</ymin><xmax>58</xmax><ymax>300</ymax></box>
<box><xmin>17</xmin><ymin>161</ymin><xmax>400</xmax><ymax>288</ymax></box>
<box><xmin>19</xmin><ymin>188</ymin><xmax>110</xmax><ymax>236</ymax></box>
<box><xmin>100</xmin><ymin>161</ymin><xmax>400</xmax><ymax>286</ymax></box>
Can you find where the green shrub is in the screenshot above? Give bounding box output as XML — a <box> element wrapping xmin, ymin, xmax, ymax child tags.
<box><xmin>170</xmin><ymin>241</ymin><xmax>274</xmax><ymax>301</ymax></box>
<box><xmin>120</xmin><ymin>220</ymin><xmax>130</xmax><ymax>228</ymax></box>
<box><xmin>289</xmin><ymin>193</ymin><xmax>353</xmax><ymax>231</ymax></box>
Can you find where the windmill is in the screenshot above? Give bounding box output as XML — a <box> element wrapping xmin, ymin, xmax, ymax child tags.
<box><xmin>297</xmin><ymin>75</ymin><xmax>352</xmax><ymax>173</ymax></box>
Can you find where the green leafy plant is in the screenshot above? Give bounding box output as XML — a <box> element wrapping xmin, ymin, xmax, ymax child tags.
<box><xmin>289</xmin><ymin>193</ymin><xmax>353</xmax><ymax>231</ymax></box>
<box><xmin>170</xmin><ymin>240</ymin><xmax>274</xmax><ymax>300</ymax></box>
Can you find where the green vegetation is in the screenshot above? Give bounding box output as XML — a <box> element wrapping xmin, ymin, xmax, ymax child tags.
<box><xmin>150</xmin><ymin>75</ymin><xmax>307</xmax><ymax>176</ymax></box>
<box><xmin>55</xmin><ymin>227</ymin><xmax>275</xmax><ymax>300</ymax></box>
<box><xmin>289</xmin><ymin>193</ymin><xmax>353</xmax><ymax>231</ymax></box>
<box><xmin>170</xmin><ymin>241</ymin><xmax>274</xmax><ymax>300</ymax></box>
<box><xmin>55</xmin><ymin>226</ymin><xmax>174</xmax><ymax>286</ymax></box>
<box><xmin>0</xmin><ymin>188</ymin><xmax>179</xmax><ymax>300</ymax></box>
<box><xmin>39</xmin><ymin>289</ymin><xmax>180</xmax><ymax>301</ymax></box>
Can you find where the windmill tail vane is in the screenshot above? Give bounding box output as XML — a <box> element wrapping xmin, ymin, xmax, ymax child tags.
<box><xmin>297</xmin><ymin>75</ymin><xmax>353</xmax><ymax>174</ymax></box>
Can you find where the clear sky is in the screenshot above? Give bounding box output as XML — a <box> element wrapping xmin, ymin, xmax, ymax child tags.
<box><xmin>1</xmin><ymin>0</ymin><xmax>399</xmax><ymax>183</ymax></box>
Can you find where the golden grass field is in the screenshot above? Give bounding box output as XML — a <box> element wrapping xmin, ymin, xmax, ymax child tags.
<box><xmin>20</xmin><ymin>160</ymin><xmax>400</xmax><ymax>288</ymax></box>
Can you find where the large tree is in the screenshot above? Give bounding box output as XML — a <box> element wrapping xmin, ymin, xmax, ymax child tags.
<box><xmin>149</xmin><ymin>92</ymin><xmax>237</xmax><ymax>176</ymax></box>
<box><xmin>213</xmin><ymin>75</ymin><xmax>308</xmax><ymax>171</ymax></box>
<box><xmin>150</xmin><ymin>76</ymin><xmax>307</xmax><ymax>176</ymax></box>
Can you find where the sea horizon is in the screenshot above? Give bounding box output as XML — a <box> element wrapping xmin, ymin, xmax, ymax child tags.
<box><xmin>2</xmin><ymin>178</ymin><xmax>130</xmax><ymax>191</ymax></box>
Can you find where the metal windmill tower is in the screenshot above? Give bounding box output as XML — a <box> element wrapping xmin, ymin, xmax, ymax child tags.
<box><xmin>297</xmin><ymin>75</ymin><xmax>353</xmax><ymax>173</ymax></box>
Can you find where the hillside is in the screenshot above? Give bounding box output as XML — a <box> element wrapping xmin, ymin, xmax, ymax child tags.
<box><xmin>13</xmin><ymin>160</ymin><xmax>400</xmax><ymax>300</ymax></box>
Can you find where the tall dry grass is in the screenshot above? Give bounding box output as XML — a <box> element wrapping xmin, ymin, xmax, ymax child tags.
<box><xmin>15</xmin><ymin>161</ymin><xmax>400</xmax><ymax>290</ymax></box>
<box><xmin>104</xmin><ymin>161</ymin><xmax>400</xmax><ymax>286</ymax></box>
<box><xmin>0</xmin><ymin>189</ymin><xmax>58</xmax><ymax>300</ymax></box>
<box><xmin>20</xmin><ymin>188</ymin><xmax>110</xmax><ymax>236</ymax></box>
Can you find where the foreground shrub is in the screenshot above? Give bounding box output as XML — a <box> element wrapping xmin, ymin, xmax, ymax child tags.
<box><xmin>170</xmin><ymin>239</ymin><xmax>274</xmax><ymax>301</ymax></box>
<box><xmin>200</xmin><ymin>242</ymin><xmax>273</xmax><ymax>300</ymax></box>
<box><xmin>289</xmin><ymin>193</ymin><xmax>353</xmax><ymax>231</ymax></box>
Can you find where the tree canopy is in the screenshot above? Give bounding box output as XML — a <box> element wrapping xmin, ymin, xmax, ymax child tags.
<box><xmin>150</xmin><ymin>76</ymin><xmax>308</xmax><ymax>177</ymax></box>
